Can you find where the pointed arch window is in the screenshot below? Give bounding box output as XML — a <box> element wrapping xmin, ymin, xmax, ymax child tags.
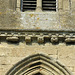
<box><xmin>6</xmin><ymin>54</ymin><xmax>72</xmax><ymax>75</ymax></box>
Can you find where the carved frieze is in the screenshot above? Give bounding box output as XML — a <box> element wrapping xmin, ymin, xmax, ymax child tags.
<box><xmin>0</xmin><ymin>30</ymin><xmax>75</xmax><ymax>43</ymax></box>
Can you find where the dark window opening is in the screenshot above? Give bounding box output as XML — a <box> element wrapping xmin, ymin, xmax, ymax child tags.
<box><xmin>21</xmin><ymin>0</ymin><xmax>37</xmax><ymax>11</ymax></box>
<box><xmin>42</xmin><ymin>0</ymin><xmax>56</xmax><ymax>11</ymax></box>
<box><xmin>33</xmin><ymin>72</ymin><xmax>43</xmax><ymax>75</ymax></box>
<box><xmin>29</xmin><ymin>62</ymin><xmax>42</xmax><ymax>68</ymax></box>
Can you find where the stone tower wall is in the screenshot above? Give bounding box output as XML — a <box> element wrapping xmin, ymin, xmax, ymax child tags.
<box><xmin>0</xmin><ymin>0</ymin><xmax>75</xmax><ymax>75</ymax></box>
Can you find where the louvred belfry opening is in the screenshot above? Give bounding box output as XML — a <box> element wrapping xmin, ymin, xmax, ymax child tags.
<box><xmin>21</xmin><ymin>0</ymin><xmax>37</xmax><ymax>11</ymax></box>
<box><xmin>42</xmin><ymin>0</ymin><xmax>56</xmax><ymax>11</ymax></box>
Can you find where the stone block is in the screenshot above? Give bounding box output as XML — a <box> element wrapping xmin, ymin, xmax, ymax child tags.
<box><xmin>58</xmin><ymin>0</ymin><xmax>63</xmax><ymax>10</ymax></box>
<box><xmin>58</xmin><ymin>45</ymin><xmax>75</xmax><ymax>66</ymax></box>
<box><xmin>17</xmin><ymin>0</ymin><xmax>20</xmax><ymax>8</ymax></box>
<box><xmin>74</xmin><ymin>67</ymin><xmax>75</xmax><ymax>72</ymax></box>
<box><xmin>63</xmin><ymin>0</ymin><xmax>70</xmax><ymax>11</ymax></box>
<box><xmin>71</xmin><ymin>0</ymin><xmax>75</xmax><ymax>10</ymax></box>
<box><xmin>0</xmin><ymin>57</ymin><xmax>25</xmax><ymax>65</ymax></box>
<box><xmin>72</xmin><ymin>72</ymin><xmax>75</xmax><ymax>75</ymax></box>
<box><xmin>0</xmin><ymin>64</ymin><xmax>13</xmax><ymax>75</ymax></box>
<box><xmin>66</xmin><ymin>66</ymin><xmax>74</xmax><ymax>72</ymax></box>
<box><xmin>9</xmin><ymin>0</ymin><xmax>17</xmax><ymax>10</ymax></box>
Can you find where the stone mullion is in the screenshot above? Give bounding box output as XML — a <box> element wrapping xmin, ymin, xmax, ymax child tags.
<box><xmin>58</xmin><ymin>0</ymin><xmax>63</xmax><ymax>11</ymax></box>
<box><xmin>16</xmin><ymin>0</ymin><xmax>20</xmax><ymax>11</ymax></box>
<box><xmin>36</xmin><ymin>0</ymin><xmax>42</xmax><ymax>11</ymax></box>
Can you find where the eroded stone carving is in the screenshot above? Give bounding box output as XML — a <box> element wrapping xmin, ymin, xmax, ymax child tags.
<box><xmin>6</xmin><ymin>36</ymin><xmax>19</xmax><ymax>42</ymax></box>
<box><xmin>0</xmin><ymin>30</ymin><xmax>75</xmax><ymax>44</ymax></box>
<box><xmin>25</xmin><ymin>36</ymin><xmax>31</xmax><ymax>43</ymax></box>
<box><xmin>37</xmin><ymin>37</ymin><xmax>44</xmax><ymax>43</ymax></box>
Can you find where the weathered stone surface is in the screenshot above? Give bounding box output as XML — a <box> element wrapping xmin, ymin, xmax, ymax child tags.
<box><xmin>37</xmin><ymin>37</ymin><xmax>44</xmax><ymax>43</ymax></box>
<box><xmin>71</xmin><ymin>0</ymin><xmax>75</xmax><ymax>10</ymax></box>
<box><xmin>72</xmin><ymin>72</ymin><xmax>75</xmax><ymax>75</ymax></box>
<box><xmin>0</xmin><ymin>0</ymin><xmax>75</xmax><ymax>31</ymax></box>
<box><xmin>6</xmin><ymin>37</ymin><xmax>19</xmax><ymax>42</ymax></box>
<box><xmin>65</xmin><ymin>38</ymin><xmax>75</xmax><ymax>42</ymax></box>
<box><xmin>0</xmin><ymin>0</ymin><xmax>75</xmax><ymax>75</ymax></box>
<box><xmin>58</xmin><ymin>45</ymin><xmax>75</xmax><ymax>66</ymax></box>
<box><xmin>25</xmin><ymin>36</ymin><xmax>31</xmax><ymax>43</ymax></box>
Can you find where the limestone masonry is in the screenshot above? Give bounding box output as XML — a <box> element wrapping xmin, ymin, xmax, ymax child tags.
<box><xmin>0</xmin><ymin>0</ymin><xmax>75</xmax><ymax>75</ymax></box>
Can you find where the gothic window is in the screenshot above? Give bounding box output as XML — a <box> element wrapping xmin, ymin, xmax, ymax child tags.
<box><xmin>21</xmin><ymin>0</ymin><xmax>56</xmax><ymax>11</ymax></box>
<box><xmin>6</xmin><ymin>54</ymin><xmax>72</xmax><ymax>75</ymax></box>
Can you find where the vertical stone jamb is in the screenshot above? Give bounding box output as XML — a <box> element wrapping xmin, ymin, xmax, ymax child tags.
<box><xmin>63</xmin><ymin>0</ymin><xmax>70</xmax><ymax>11</ymax></box>
<box><xmin>69</xmin><ymin>0</ymin><xmax>71</xmax><ymax>10</ymax></box>
<box><xmin>9</xmin><ymin>0</ymin><xmax>17</xmax><ymax>11</ymax></box>
<box><xmin>58</xmin><ymin>0</ymin><xmax>63</xmax><ymax>11</ymax></box>
<box><xmin>16</xmin><ymin>0</ymin><xmax>20</xmax><ymax>11</ymax></box>
<box><xmin>36</xmin><ymin>0</ymin><xmax>42</xmax><ymax>11</ymax></box>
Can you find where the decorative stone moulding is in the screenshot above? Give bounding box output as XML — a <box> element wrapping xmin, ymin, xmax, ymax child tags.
<box><xmin>51</xmin><ymin>35</ymin><xmax>58</xmax><ymax>43</ymax></box>
<box><xmin>6</xmin><ymin>37</ymin><xmax>19</xmax><ymax>42</ymax></box>
<box><xmin>37</xmin><ymin>37</ymin><xmax>44</xmax><ymax>43</ymax></box>
<box><xmin>6</xmin><ymin>54</ymin><xmax>72</xmax><ymax>75</ymax></box>
<box><xmin>0</xmin><ymin>30</ymin><xmax>75</xmax><ymax>43</ymax></box>
<box><xmin>65</xmin><ymin>38</ymin><xmax>75</xmax><ymax>42</ymax></box>
<box><xmin>25</xmin><ymin>36</ymin><xmax>31</xmax><ymax>43</ymax></box>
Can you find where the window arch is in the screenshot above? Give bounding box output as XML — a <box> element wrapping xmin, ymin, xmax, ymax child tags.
<box><xmin>6</xmin><ymin>54</ymin><xmax>72</xmax><ymax>75</ymax></box>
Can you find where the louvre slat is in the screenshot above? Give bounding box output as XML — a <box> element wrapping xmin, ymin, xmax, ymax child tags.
<box><xmin>43</xmin><ymin>1</ymin><xmax>56</xmax><ymax>3</ymax></box>
<box><xmin>23</xmin><ymin>4</ymin><xmax>36</xmax><ymax>6</ymax></box>
<box><xmin>43</xmin><ymin>7</ymin><xmax>56</xmax><ymax>9</ymax></box>
<box><xmin>42</xmin><ymin>0</ymin><xmax>56</xmax><ymax>11</ymax></box>
<box><xmin>43</xmin><ymin>4</ymin><xmax>56</xmax><ymax>6</ymax></box>
<box><xmin>22</xmin><ymin>0</ymin><xmax>36</xmax><ymax>11</ymax></box>
<box><xmin>23</xmin><ymin>1</ymin><xmax>36</xmax><ymax>2</ymax></box>
<box><xmin>24</xmin><ymin>7</ymin><xmax>35</xmax><ymax>9</ymax></box>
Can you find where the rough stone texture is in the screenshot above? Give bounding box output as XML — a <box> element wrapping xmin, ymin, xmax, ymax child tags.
<box><xmin>0</xmin><ymin>0</ymin><xmax>75</xmax><ymax>31</ymax></box>
<box><xmin>0</xmin><ymin>43</ymin><xmax>75</xmax><ymax>74</ymax></box>
<box><xmin>0</xmin><ymin>0</ymin><xmax>75</xmax><ymax>75</ymax></box>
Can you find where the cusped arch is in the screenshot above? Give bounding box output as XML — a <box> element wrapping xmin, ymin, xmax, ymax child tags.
<box><xmin>6</xmin><ymin>54</ymin><xmax>72</xmax><ymax>75</ymax></box>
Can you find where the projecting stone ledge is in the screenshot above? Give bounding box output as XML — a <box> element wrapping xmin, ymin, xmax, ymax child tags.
<box><xmin>0</xmin><ymin>30</ymin><xmax>75</xmax><ymax>44</ymax></box>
